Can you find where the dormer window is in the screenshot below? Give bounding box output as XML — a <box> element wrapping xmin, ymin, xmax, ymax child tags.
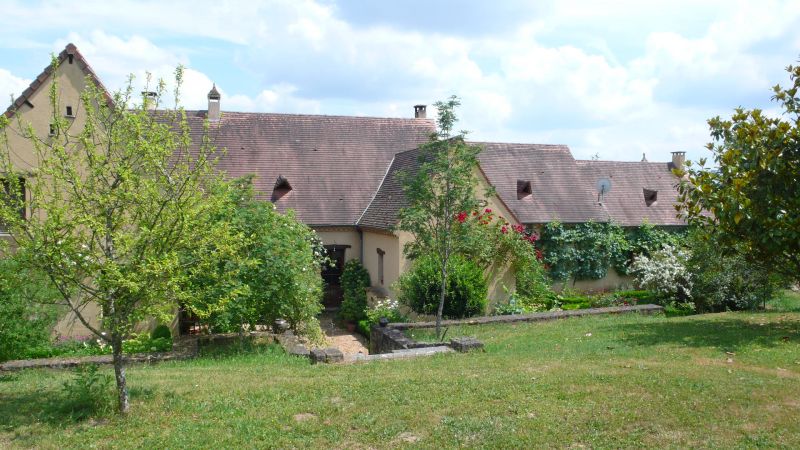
<box><xmin>65</xmin><ymin>106</ymin><xmax>74</xmax><ymax>117</ymax></box>
<box><xmin>271</xmin><ymin>175</ymin><xmax>292</xmax><ymax>201</ymax></box>
<box><xmin>643</xmin><ymin>188</ymin><xmax>658</xmax><ymax>206</ymax></box>
<box><xmin>517</xmin><ymin>179</ymin><xmax>532</xmax><ymax>199</ymax></box>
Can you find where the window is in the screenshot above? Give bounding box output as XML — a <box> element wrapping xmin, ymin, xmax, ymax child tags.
<box><xmin>65</xmin><ymin>106</ymin><xmax>74</xmax><ymax>117</ymax></box>
<box><xmin>643</xmin><ymin>188</ymin><xmax>658</xmax><ymax>207</ymax></box>
<box><xmin>0</xmin><ymin>177</ymin><xmax>26</xmax><ymax>233</ymax></box>
<box><xmin>271</xmin><ymin>175</ymin><xmax>292</xmax><ymax>201</ymax></box>
<box><xmin>49</xmin><ymin>123</ymin><xmax>56</xmax><ymax>136</ymax></box>
<box><xmin>517</xmin><ymin>179</ymin><xmax>532</xmax><ymax>199</ymax></box>
<box><xmin>376</xmin><ymin>248</ymin><xmax>385</xmax><ymax>285</ymax></box>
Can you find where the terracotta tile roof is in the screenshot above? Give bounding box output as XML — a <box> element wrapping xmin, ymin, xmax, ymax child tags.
<box><xmin>357</xmin><ymin>147</ymin><xmax>420</xmax><ymax>230</ymax></box>
<box><xmin>4</xmin><ymin>43</ymin><xmax>112</xmax><ymax>118</ymax></box>
<box><xmin>360</xmin><ymin>142</ymin><xmax>686</xmax><ymax>230</ymax></box>
<box><xmin>576</xmin><ymin>160</ymin><xmax>686</xmax><ymax>226</ymax></box>
<box><xmin>477</xmin><ymin>143</ymin><xmax>609</xmax><ymax>224</ymax></box>
<box><xmin>182</xmin><ymin>111</ymin><xmax>434</xmax><ymax>226</ymax></box>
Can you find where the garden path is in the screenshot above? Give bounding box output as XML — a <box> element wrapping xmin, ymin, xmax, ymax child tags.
<box><xmin>319</xmin><ymin>312</ymin><xmax>369</xmax><ymax>357</ymax></box>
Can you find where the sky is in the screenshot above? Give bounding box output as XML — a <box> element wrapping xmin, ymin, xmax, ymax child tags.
<box><xmin>1</xmin><ymin>0</ymin><xmax>799</xmax><ymax>162</ymax></box>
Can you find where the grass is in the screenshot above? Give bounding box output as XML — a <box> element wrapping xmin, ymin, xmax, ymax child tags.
<box><xmin>1</xmin><ymin>292</ymin><xmax>800</xmax><ymax>448</ymax></box>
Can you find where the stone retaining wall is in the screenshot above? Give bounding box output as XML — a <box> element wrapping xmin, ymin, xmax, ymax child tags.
<box><xmin>389</xmin><ymin>304</ymin><xmax>664</xmax><ymax>330</ymax></box>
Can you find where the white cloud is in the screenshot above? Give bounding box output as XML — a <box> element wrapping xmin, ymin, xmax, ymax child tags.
<box><xmin>2</xmin><ymin>0</ymin><xmax>799</xmax><ymax>164</ymax></box>
<box><xmin>0</xmin><ymin>69</ymin><xmax>30</xmax><ymax>109</ymax></box>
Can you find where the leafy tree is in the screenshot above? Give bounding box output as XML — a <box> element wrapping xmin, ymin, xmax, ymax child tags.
<box><xmin>188</xmin><ymin>177</ymin><xmax>326</xmax><ymax>343</ymax></box>
<box><xmin>0</xmin><ymin>62</ymin><xmax>244</xmax><ymax>413</ymax></box>
<box><xmin>677</xmin><ymin>62</ymin><xmax>800</xmax><ymax>282</ymax></box>
<box><xmin>396</xmin><ymin>96</ymin><xmax>488</xmax><ymax>338</ymax></box>
<box><xmin>339</xmin><ymin>259</ymin><xmax>371</xmax><ymax>323</ymax></box>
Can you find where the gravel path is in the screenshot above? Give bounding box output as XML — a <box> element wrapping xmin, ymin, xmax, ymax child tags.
<box><xmin>319</xmin><ymin>312</ymin><xmax>369</xmax><ymax>357</ymax></box>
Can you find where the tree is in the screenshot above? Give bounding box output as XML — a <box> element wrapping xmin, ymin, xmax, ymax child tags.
<box><xmin>397</xmin><ymin>96</ymin><xmax>488</xmax><ymax>338</ymax></box>
<box><xmin>186</xmin><ymin>176</ymin><xmax>326</xmax><ymax>343</ymax></box>
<box><xmin>677</xmin><ymin>62</ymin><xmax>800</xmax><ymax>282</ymax></box>
<box><xmin>0</xmin><ymin>61</ymin><xmax>244</xmax><ymax>413</ymax></box>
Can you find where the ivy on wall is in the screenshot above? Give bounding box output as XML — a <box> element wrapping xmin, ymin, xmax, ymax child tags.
<box><xmin>537</xmin><ymin>221</ymin><xmax>685</xmax><ymax>282</ymax></box>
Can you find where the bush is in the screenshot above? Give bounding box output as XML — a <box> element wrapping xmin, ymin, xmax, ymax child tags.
<box><xmin>187</xmin><ymin>178</ymin><xmax>325</xmax><ymax>341</ymax></box>
<box><xmin>150</xmin><ymin>324</ymin><xmax>172</xmax><ymax>341</ymax></box>
<box><xmin>122</xmin><ymin>333</ymin><xmax>172</xmax><ymax>354</ymax></box>
<box><xmin>59</xmin><ymin>364</ymin><xmax>113</xmax><ymax>420</ymax></box>
<box><xmin>0</xmin><ymin>257</ymin><xmax>61</xmax><ymax>362</ymax></box>
<box><xmin>398</xmin><ymin>254</ymin><xmax>487</xmax><ymax>319</ymax></box>
<box><xmin>630</xmin><ymin>244</ymin><xmax>693</xmax><ymax>302</ymax></box>
<box><xmin>339</xmin><ymin>260</ymin><xmax>371</xmax><ymax>322</ymax></box>
<box><xmin>687</xmin><ymin>231</ymin><xmax>782</xmax><ymax>312</ymax></box>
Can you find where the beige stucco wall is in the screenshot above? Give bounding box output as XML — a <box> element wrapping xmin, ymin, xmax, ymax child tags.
<box><xmin>314</xmin><ymin>228</ymin><xmax>361</xmax><ymax>262</ymax></box>
<box><xmin>4</xmin><ymin>56</ymin><xmax>106</xmax><ymax>338</ymax></box>
<box><xmin>361</xmin><ymin>230</ymin><xmax>400</xmax><ymax>291</ymax></box>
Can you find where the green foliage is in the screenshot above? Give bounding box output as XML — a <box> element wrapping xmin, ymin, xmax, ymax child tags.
<box><xmin>398</xmin><ymin>254</ymin><xmax>487</xmax><ymax>319</ymax></box>
<box><xmin>0</xmin><ymin>257</ymin><xmax>61</xmax><ymax>362</ymax></box>
<box><xmin>396</xmin><ymin>96</ymin><xmax>489</xmax><ymax>336</ymax></box>
<box><xmin>0</xmin><ymin>63</ymin><xmax>246</xmax><ymax>412</ymax></box>
<box><xmin>339</xmin><ymin>259</ymin><xmax>371</xmax><ymax>322</ymax></box>
<box><xmin>538</xmin><ymin>221</ymin><xmax>684</xmax><ymax>281</ymax></box>
<box><xmin>538</xmin><ymin>221</ymin><xmax>628</xmax><ymax>281</ymax></box>
<box><xmin>150</xmin><ymin>324</ymin><xmax>172</xmax><ymax>341</ymax></box>
<box><xmin>686</xmin><ymin>229</ymin><xmax>782</xmax><ymax>312</ymax></box>
<box><xmin>187</xmin><ymin>177</ymin><xmax>324</xmax><ymax>341</ymax></box>
<box><xmin>59</xmin><ymin>364</ymin><xmax>113</xmax><ymax>420</ymax></box>
<box><xmin>121</xmin><ymin>333</ymin><xmax>172</xmax><ymax>354</ymax></box>
<box><xmin>677</xmin><ymin>62</ymin><xmax>800</xmax><ymax>282</ymax></box>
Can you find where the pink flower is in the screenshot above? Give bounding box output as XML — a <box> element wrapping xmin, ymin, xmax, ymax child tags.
<box><xmin>501</xmin><ymin>226</ymin><xmax>508</xmax><ymax>234</ymax></box>
<box><xmin>456</xmin><ymin>212</ymin><xmax>467</xmax><ymax>223</ymax></box>
<box><xmin>485</xmin><ymin>208</ymin><xmax>492</xmax><ymax>213</ymax></box>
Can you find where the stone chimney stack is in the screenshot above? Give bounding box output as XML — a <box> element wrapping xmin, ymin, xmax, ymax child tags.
<box><xmin>207</xmin><ymin>84</ymin><xmax>221</xmax><ymax>122</ymax></box>
<box><xmin>142</xmin><ymin>91</ymin><xmax>158</xmax><ymax>111</ymax></box>
<box><xmin>414</xmin><ymin>104</ymin><xmax>427</xmax><ymax>119</ymax></box>
<box><xmin>671</xmin><ymin>151</ymin><xmax>686</xmax><ymax>169</ymax></box>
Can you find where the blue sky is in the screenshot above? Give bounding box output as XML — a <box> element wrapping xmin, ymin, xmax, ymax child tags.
<box><xmin>1</xmin><ymin>0</ymin><xmax>799</xmax><ymax>162</ymax></box>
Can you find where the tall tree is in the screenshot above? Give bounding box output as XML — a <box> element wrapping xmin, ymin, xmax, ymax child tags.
<box><xmin>677</xmin><ymin>62</ymin><xmax>800</xmax><ymax>282</ymax></box>
<box><xmin>397</xmin><ymin>96</ymin><xmax>487</xmax><ymax>338</ymax></box>
<box><xmin>0</xmin><ymin>61</ymin><xmax>244</xmax><ymax>413</ymax></box>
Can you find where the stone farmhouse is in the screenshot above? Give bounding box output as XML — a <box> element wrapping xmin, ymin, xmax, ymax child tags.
<box><xmin>3</xmin><ymin>44</ymin><xmax>685</xmax><ymax>336</ymax></box>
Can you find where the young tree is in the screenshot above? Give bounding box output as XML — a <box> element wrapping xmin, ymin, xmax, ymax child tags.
<box><xmin>677</xmin><ymin>62</ymin><xmax>800</xmax><ymax>282</ymax></box>
<box><xmin>0</xmin><ymin>61</ymin><xmax>244</xmax><ymax>413</ymax></box>
<box><xmin>397</xmin><ymin>96</ymin><xmax>488</xmax><ymax>338</ymax></box>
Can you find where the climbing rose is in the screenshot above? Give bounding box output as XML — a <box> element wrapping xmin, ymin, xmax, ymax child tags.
<box><xmin>501</xmin><ymin>226</ymin><xmax>508</xmax><ymax>234</ymax></box>
<box><xmin>485</xmin><ymin>208</ymin><xmax>492</xmax><ymax>213</ymax></box>
<box><xmin>456</xmin><ymin>212</ymin><xmax>467</xmax><ymax>223</ymax></box>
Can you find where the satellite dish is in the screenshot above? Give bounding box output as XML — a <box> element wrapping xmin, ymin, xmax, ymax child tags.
<box><xmin>596</xmin><ymin>178</ymin><xmax>612</xmax><ymax>203</ymax></box>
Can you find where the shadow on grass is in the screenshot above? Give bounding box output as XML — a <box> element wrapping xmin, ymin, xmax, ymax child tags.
<box><xmin>612</xmin><ymin>314</ymin><xmax>800</xmax><ymax>352</ymax></box>
<box><xmin>0</xmin><ymin>375</ymin><xmax>155</xmax><ymax>430</ymax></box>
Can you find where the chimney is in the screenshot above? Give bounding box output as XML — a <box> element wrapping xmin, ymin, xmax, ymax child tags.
<box><xmin>641</xmin><ymin>152</ymin><xmax>648</xmax><ymax>162</ymax></box>
<box><xmin>142</xmin><ymin>91</ymin><xmax>158</xmax><ymax>111</ymax></box>
<box><xmin>671</xmin><ymin>151</ymin><xmax>686</xmax><ymax>169</ymax></box>
<box><xmin>414</xmin><ymin>104</ymin><xmax>427</xmax><ymax>119</ymax></box>
<box><xmin>207</xmin><ymin>84</ymin><xmax>221</xmax><ymax>121</ymax></box>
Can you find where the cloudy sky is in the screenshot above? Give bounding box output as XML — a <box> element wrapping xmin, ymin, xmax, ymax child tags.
<box><xmin>1</xmin><ymin>0</ymin><xmax>799</xmax><ymax>162</ymax></box>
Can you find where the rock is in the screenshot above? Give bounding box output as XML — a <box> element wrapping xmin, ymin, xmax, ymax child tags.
<box><xmin>449</xmin><ymin>337</ymin><xmax>484</xmax><ymax>353</ymax></box>
<box><xmin>309</xmin><ymin>347</ymin><xmax>344</xmax><ymax>364</ymax></box>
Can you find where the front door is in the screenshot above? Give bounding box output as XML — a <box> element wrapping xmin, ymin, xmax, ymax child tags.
<box><xmin>321</xmin><ymin>246</ymin><xmax>347</xmax><ymax>308</ymax></box>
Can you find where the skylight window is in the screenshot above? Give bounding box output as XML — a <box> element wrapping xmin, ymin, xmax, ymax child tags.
<box><xmin>643</xmin><ymin>188</ymin><xmax>658</xmax><ymax>207</ymax></box>
<box><xmin>271</xmin><ymin>175</ymin><xmax>292</xmax><ymax>201</ymax></box>
<box><xmin>517</xmin><ymin>179</ymin><xmax>532</xmax><ymax>199</ymax></box>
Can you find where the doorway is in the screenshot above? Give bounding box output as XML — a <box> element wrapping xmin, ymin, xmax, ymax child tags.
<box><xmin>321</xmin><ymin>245</ymin><xmax>349</xmax><ymax>309</ymax></box>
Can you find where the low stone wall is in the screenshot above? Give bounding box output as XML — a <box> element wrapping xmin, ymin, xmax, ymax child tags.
<box><xmin>389</xmin><ymin>304</ymin><xmax>664</xmax><ymax>330</ymax></box>
<box><xmin>369</xmin><ymin>325</ymin><xmax>441</xmax><ymax>355</ymax></box>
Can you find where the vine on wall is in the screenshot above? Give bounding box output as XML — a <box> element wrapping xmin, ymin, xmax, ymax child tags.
<box><xmin>537</xmin><ymin>221</ymin><xmax>685</xmax><ymax>282</ymax></box>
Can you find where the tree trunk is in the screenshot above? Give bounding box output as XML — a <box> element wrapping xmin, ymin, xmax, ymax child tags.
<box><xmin>436</xmin><ymin>255</ymin><xmax>449</xmax><ymax>340</ymax></box>
<box><xmin>111</xmin><ymin>333</ymin><xmax>129</xmax><ymax>414</ymax></box>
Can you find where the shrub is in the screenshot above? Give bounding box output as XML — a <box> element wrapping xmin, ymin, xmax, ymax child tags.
<box><xmin>59</xmin><ymin>364</ymin><xmax>113</xmax><ymax>420</ymax></box>
<box><xmin>188</xmin><ymin>178</ymin><xmax>325</xmax><ymax>341</ymax></box>
<box><xmin>0</xmin><ymin>257</ymin><xmax>61</xmax><ymax>362</ymax></box>
<box><xmin>339</xmin><ymin>260</ymin><xmax>371</xmax><ymax>322</ymax></box>
<box><xmin>686</xmin><ymin>230</ymin><xmax>782</xmax><ymax>312</ymax></box>
<box><xmin>122</xmin><ymin>333</ymin><xmax>172</xmax><ymax>354</ymax></box>
<box><xmin>150</xmin><ymin>324</ymin><xmax>172</xmax><ymax>341</ymax></box>
<box><xmin>398</xmin><ymin>254</ymin><xmax>487</xmax><ymax>319</ymax></box>
<box><xmin>630</xmin><ymin>244</ymin><xmax>693</xmax><ymax>302</ymax></box>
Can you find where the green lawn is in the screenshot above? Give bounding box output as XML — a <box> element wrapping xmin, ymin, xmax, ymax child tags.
<box><xmin>2</xmin><ymin>293</ymin><xmax>800</xmax><ymax>448</ymax></box>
